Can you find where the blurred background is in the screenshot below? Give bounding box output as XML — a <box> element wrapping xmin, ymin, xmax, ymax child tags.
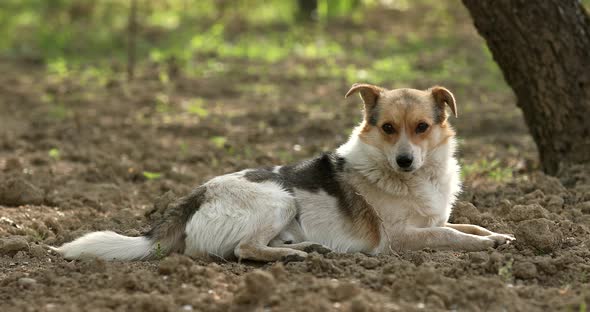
<box><xmin>4</xmin><ymin>0</ymin><xmax>588</xmax><ymax>190</ymax></box>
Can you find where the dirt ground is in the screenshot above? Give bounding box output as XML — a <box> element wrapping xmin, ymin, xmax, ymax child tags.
<box><xmin>1</xmin><ymin>3</ymin><xmax>590</xmax><ymax>312</ymax></box>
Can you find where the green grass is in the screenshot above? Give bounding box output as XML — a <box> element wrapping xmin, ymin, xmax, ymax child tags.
<box><xmin>462</xmin><ymin>158</ymin><xmax>513</xmax><ymax>183</ymax></box>
<box><xmin>48</xmin><ymin>148</ymin><xmax>60</xmax><ymax>160</ymax></box>
<box><xmin>0</xmin><ymin>0</ymin><xmax>507</xmax><ymax>94</ymax></box>
<box><xmin>498</xmin><ymin>258</ymin><xmax>514</xmax><ymax>283</ymax></box>
<box><xmin>142</xmin><ymin>171</ymin><xmax>163</xmax><ymax>180</ymax></box>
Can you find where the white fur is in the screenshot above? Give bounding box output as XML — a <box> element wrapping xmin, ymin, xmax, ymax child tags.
<box><xmin>294</xmin><ymin>188</ymin><xmax>373</xmax><ymax>253</ymax></box>
<box><xmin>183</xmin><ymin>170</ymin><xmax>296</xmax><ymax>258</ymax></box>
<box><xmin>51</xmin><ymin>231</ymin><xmax>152</xmax><ymax>261</ymax></box>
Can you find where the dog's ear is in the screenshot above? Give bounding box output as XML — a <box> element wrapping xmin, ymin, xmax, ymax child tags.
<box><xmin>345</xmin><ymin>83</ymin><xmax>383</xmax><ymax>108</ymax></box>
<box><xmin>431</xmin><ymin>86</ymin><xmax>457</xmax><ymax>119</ymax></box>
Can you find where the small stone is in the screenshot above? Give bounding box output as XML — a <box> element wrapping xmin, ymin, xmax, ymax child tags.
<box><xmin>0</xmin><ymin>236</ymin><xmax>30</xmax><ymax>256</ymax></box>
<box><xmin>18</xmin><ymin>277</ymin><xmax>37</xmax><ymax>289</ymax></box>
<box><xmin>580</xmin><ymin>201</ymin><xmax>590</xmax><ymax>214</ymax></box>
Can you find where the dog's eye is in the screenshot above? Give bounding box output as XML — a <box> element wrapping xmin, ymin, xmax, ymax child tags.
<box><xmin>381</xmin><ymin>123</ymin><xmax>395</xmax><ymax>134</ymax></box>
<box><xmin>416</xmin><ymin>122</ymin><xmax>429</xmax><ymax>134</ymax></box>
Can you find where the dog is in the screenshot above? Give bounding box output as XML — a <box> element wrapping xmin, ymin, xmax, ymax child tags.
<box><xmin>53</xmin><ymin>83</ymin><xmax>515</xmax><ymax>262</ymax></box>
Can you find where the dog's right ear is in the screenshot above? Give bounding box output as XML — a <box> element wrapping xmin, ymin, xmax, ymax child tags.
<box><xmin>345</xmin><ymin>83</ymin><xmax>383</xmax><ymax>111</ymax></box>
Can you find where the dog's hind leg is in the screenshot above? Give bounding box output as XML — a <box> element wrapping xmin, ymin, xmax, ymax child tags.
<box><xmin>235</xmin><ymin>221</ymin><xmax>308</xmax><ymax>262</ymax></box>
<box><xmin>235</xmin><ymin>242</ymin><xmax>307</xmax><ymax>262</ymax></box>
<box><xmin>269</xmin><ymin>240</ymin><xmax>332</xmax><ymax>254</ymax></box>
<box><xmin>232</xmin><ymin>188</ymin><xmax>308</xmax><ymax>262</ymax></box>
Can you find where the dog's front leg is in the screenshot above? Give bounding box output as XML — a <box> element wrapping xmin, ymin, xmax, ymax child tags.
<box><xmin>445</xmin><ymin>223</ymin><xmax>516</xmax><ymax>243</ymax></box>
<box><xmin>445</xmin><ymin>223</ymin><xmax>493</xmax><ymax>236</ymax></box>
<box><xmin>398</xmin><ymin>226</ymin><xmax>512</xmax><ymax>251</ymax></box>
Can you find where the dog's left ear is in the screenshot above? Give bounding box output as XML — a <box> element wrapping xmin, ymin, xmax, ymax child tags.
<box><xmin>431</xmin><ymin>86</ymin><xmax>457</xmax><ymax>119</ymax></box>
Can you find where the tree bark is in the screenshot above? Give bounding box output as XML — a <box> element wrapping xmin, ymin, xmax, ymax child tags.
<box><xmin>127</xmin><ymin>0</ymin><xmax>138</xmax><ymax>81</ymax></box>
<box><xmin>462</xmin><ymin>0</ymin><xmax>590</xmax><ymax>175</ymax></box>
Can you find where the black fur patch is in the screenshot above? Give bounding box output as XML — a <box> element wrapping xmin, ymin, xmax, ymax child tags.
<box><xmin>144</xmin><ymin>186</ymin><xmax>207</xmax><ymax>256</ymax></box>
<box><xmin>433</xmin><ymin>105</ymin><xmax>445</xmax><ymax>124</ymax></box>
<box><xmin>244</xmin><ymin>153</ymin><xmax>346</xmax><ymax>196</ymax></box>
<box><xmin>244</xmin><ymin>153</ymin><xmax>366</xmax><ymax>219</ymax></box>
<box><xmin>367</xmin><ymin>105</ymin><xmax>379</xmax><ymax>126</ymax></box>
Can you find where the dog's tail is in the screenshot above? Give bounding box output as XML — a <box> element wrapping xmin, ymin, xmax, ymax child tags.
<box><xmin>51</xmin><ymin>231</ymin><xmax>154</xmax><ymax>261</ymax></box>
<box><xmin>51</xmin><ymin>186</ymin><xmax>206</xmax><ymax>261</ymax></box>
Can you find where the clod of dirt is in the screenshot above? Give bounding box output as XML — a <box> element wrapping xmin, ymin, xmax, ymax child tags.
<box><xmin>451</xmin><ymin>201</ymin><xmax>481</xmax><ymax>223</ymax></box>
<box><xmin>469</xmin><ymin>252</ymin><xmax>489</xmax><ymax>264</ymax></box>
<box><xmin>0</xmin><ymin>177</ymin><xmax>44</xmax><ymax>206</ymax></box>
<box><xmin>17</xmin><ymin>277</ymin><xmax>37</xmax><ymax>289</ymax></box>
<box><xmin>3</xmin><ymin>157</ymin><xmax>22</xmax><ymax>172</ymax></box>
<box><xmin>0</xmin><ymin>236</ymin><xmax>30</xmax><ymax>255</ymax></box>
<box><xmin>328</xmin><ymin>281</ymin><xmax>361</xmax><ymax>302</ymax></box>
<box><xmin>29</xmin><ymin>244</ymin><xmax>46</xmax><ymax>258</ymax></box>
<box><xmin>544</xmin><ymin>195</ymin><xmax>564</xmax><ymax>212</ymax></box>
<box><xmin>158</xmin><ymin>254</ymin><xmax>195</xmax><ymax>275</ymax></box>
<box><xmin>234</xmin><ymin>270</ymin><xmax>276</xmax><ymax>305</ymax></box>
<box><xmin>508</xmin><ymin>204</ymin><xmax>549</xmax><ymax>222</ymax></box>
<box><xmin>512</xmin><ymin>261</ymin><xmax>538</xmax><ymax>280</ymax></box>
<box><xmin>515</xmin><ymin>219</ymin><xmax>563</xmax><ymax>253</ymax></box>
<box><xmin>269</xmin><ymin>262</ymin><xmax>288</xmax><ymax>281</ymax></box>
<box><xmin>530</xmin><ymin>172</ymin><xmax>568</xmax><ymax>195</ymax></box>
<box><xmin>359</xmin><ymin>257</ymin><xmax>380</xmax><ymax>269</ymax></box>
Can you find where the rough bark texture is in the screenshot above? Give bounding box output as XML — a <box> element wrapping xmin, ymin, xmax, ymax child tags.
<box><xmin>463</xmin><ymin>0</ymin><xmax>590</xmax><ymax>175</ymax></box>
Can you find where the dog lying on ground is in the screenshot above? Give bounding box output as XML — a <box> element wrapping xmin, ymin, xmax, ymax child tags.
<box><xmin>53</xmin><ymin>83</ymin><xmax>515</xmax><ymax>262</ymax></box>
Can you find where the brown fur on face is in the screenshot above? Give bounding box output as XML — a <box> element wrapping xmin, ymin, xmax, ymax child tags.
<box><xmin>345</xmin><ymin>84</ymin><xmax>458</xmax><ymax>172</ymax></box>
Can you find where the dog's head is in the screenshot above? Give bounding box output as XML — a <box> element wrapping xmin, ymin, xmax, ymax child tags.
<box><xmin>345</xmin><ymin>83</ymin><xmax>457</xmax><ymax>173</ymax></box>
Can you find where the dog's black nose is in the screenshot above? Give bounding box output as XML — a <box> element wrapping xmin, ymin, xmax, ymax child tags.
<box><xmin>396</xmin><ymin>155</ymin><xmax>413</xmax><ymax>169</ymax></box>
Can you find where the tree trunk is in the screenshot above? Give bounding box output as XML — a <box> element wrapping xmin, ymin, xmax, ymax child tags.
<box><xmin>127</xmin><ymin>0</ymin><xmax>138</xmax><ymax>81</ymax></box>
<box><xmin>462</xmin><ymin>0</ymin><xmax>590</xmax><ymax>175</ymax></box>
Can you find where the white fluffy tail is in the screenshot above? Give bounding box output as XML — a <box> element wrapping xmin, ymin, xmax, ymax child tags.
<box><xmin>52</xmin><ymin>231</ymin><xmax>154</xmax><ymax>261</ymax></box>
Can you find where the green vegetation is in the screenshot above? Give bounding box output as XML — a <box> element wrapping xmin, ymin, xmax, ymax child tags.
<box><xmin>48</xmin><ymin>148</ymin><xmax>61</xmax><ymax>160</ymax></box>
<box><xmin>0</xmin><ymin>0</ymin><xmax>507</xmax><ymax>94</ymax></box>
<box><xmin>498</xmin><ymin>258</ymin><xmax>514</xmax><ymax>283</ymax></box>
<box><xmin>462</xmin><ymin>159</ymin><xmax>513</xmax><ymax>183</ymax></box>
<box><xmin>1</xmin><ymin>0</ymin><xmax>522</xmax><ymax>184</ymax></box>
<box><xmin>142</xmin><ymin>171</ymin><xmax>163</xmax><ymax>180</ymax></box>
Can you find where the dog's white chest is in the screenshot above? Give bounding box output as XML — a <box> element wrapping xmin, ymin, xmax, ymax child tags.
<box><xmin>407</xmin><ymin>178</ymin><xmax>451</xmax><ymax>226</ymax></box>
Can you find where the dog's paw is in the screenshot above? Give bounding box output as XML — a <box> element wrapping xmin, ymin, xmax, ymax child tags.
<box><xmin>281</xmin><ymin>252</ymin><xmax>307</xmax><ymax>264</ymax></box>
<box><xmin>487</xmin><ymin>233</ymin><xmax>515</xmax><ymax>248</ymax></box>
<box><xmin>303</xmin><ymin>244</ymin><xmax>332</xmax><ymax>255</ymax></box>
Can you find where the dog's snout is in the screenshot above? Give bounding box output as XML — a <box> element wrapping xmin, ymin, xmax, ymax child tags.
<box><xmin>396</xmin><ymin>155</ymin><xmax>413</xmax><ymax>169</ymax></box>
